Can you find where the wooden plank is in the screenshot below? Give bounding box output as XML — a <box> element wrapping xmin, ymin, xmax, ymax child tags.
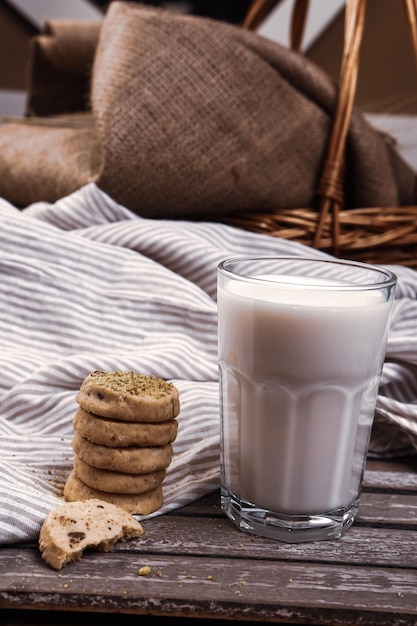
<box><xmin>357</xmin><ymin>492</ymin><xmax>417</xmax><ymax>524</ymax></box>
<box><xmin>365</xmin><ymin>457</ymin><xmax>417</xmax><ymax>474</ymax></box>
<box><xmin>169</xmin><ymin>488</ymin><xmax>417</xmax><ymax>527</ymax></box>
<box><xmin>0</xmin><ymin>549</ymin><xmax>416</xmax><ymax>625</ymax></box>
<box><xmin>364</xmin><ymin>457</ymin><xmax>417</xmax><ymax>491</ymax></box>
<box><xmin>0</xmin><ymin>609</ymin><xmax>206</xmax><ymax>625</ymax></box>
<box><xmin>1</xmin><ymin>517</ymin><xmax>417</xmax><ymax>586</ymax></box>
<box><xmin>0</xmin><ymin>609</ymin><xmax>194</xmax><ymax>625</ymax></box>
<box><xmin>137</xmin><ymin>516</ymin><xmax>417</xmax><ymax>568</ymax></box>
<box><xmin>168</xmin><ymin>489</ymin><xmax>220</xmax><ymax>515</ymax></box>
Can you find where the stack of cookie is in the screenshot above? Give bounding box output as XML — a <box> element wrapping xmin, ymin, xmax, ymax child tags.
<box><xmin>64</xmin><ymin>370</ymin><xmax>180</xmax><ymax>515</ymax></box>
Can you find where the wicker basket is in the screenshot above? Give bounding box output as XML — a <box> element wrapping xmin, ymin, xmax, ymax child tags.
<box><xmin>221</xmin><ymin>0</ymin><xmax>417</xmax><ymax>268</ymax></box>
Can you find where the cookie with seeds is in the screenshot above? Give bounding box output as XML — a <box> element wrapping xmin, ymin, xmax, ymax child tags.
<box><xmin>76</xmin><ymin>370</ymin><xmax>180</xmax><ymax>422</ymax></box>
<box><xmin>72</xmin><ymin>433</ymin><xmax>173</xmax><ymax>474</ymax></box>
<box><xmin>73</xmin><ymin>407</ymin><xmax>178</xmax><ymax>447</ymax></box>
<box><xmin>74</xmin><ymin>455</ymin><xmax>166</xmax><ymax>494</ymax></box>
<box><xmin>63</xmin><ymin>470</ymin><xmax>163</xmax><ymax>515</ymax></box>
<box><xmin>39</xmin><ymin>498</ymin><xmax>143</xmax><ymax>570</ymax></box>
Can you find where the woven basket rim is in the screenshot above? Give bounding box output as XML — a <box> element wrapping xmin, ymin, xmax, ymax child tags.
<box><xmin>237</xmin><ymin>0</ymin><xmax>417</xmax><ymax>268</ymax></box>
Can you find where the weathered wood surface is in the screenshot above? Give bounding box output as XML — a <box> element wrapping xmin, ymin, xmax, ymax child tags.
<box><xmin>1</xmin><ymin>456</ymin><xmax>417</xmax><ymax>625</ymax></box>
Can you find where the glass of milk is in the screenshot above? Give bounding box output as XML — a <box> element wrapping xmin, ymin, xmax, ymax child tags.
<box><xmin>217</xmin><ymin>256</ymin><xmax>397</xmax><ymax>543</ymax></box>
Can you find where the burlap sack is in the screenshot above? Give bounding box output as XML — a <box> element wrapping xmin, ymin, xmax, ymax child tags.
<box><xmin>0</xmin><ymin>1</ymin><xmax>415</xmax><ymax>214</ymax></box>
<box><xmin>0</xmin><ymin>19</ymin><xmax>102</xmax><ymax>206</ymax></box>
<box><xmin>26</xmin><ymin>19</ymin><xmax>101</xmax><ymax>116</ymax></box>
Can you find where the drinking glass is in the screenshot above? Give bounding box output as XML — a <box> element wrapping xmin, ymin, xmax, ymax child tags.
<box><xmin>217</xmin><ymin>256</ymin><xmax>397</xmax><ymax>542</ymax></box>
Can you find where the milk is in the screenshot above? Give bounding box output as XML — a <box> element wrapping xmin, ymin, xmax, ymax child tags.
<box><xmin>218</xmin><ymin>271</ymin><xmax>394</xmax><ymax>515</ymax></box>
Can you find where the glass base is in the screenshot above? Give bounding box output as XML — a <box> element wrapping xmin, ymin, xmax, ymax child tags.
<box><xmin>221</xmin><ymin>486</ymin><xmax>360</xmax><ymax>543</ymax></box>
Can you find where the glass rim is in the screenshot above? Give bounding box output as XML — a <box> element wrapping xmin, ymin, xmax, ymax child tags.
<box><xmin>217</xmin><ymin>256</ymin><xmax>397</xmax><ymax>291</ymax></box>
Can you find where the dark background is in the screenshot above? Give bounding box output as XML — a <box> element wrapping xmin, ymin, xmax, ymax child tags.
<box><xmin>94</xmin><ymin>0</ymin><xmax>254</xmax><ymax>24</ymax></box>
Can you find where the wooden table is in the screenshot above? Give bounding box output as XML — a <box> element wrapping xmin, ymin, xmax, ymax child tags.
<box><xmin>1</xmin><ymin>454</ymin><xmax>417</xmax><ymax>626</ymax></box>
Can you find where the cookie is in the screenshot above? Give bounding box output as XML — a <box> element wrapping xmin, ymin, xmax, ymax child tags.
<box><xmin>64</xmin><ymin>470</ymin><xmax>164</xmax><ymax>515</ymax></box>
<box><xmin>74</xmin><ymin>455</ymin><xmax>166</xmax><ymax>494</ymax></box>
<box><xmin>39</xmin><ymin>498</ymin><xmax>143</xmax><ymax>570</ymax></box>
<box><xmin>76</xmin><ymin>370</ymin><xmax>180</xmax><ymax>422</ymax></box>
<box><xmin>73</xmin><ymin>407</ymin><xmax>178</xmax><ymax>447</ymax></box>
<box><xmin>72</xmin><ymin>433</ymin><xmax>173</xmax><ymax>474</ymax></box>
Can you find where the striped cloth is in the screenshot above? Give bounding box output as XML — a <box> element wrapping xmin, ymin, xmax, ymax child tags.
<box><xmin>1</xmin><ymin>183</ymin><xmax>416</xmax><ymax>544</ymax></box>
